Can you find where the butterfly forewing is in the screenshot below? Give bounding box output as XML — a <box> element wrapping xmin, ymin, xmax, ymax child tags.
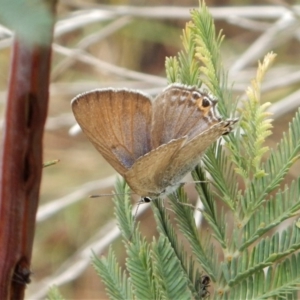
<box><xmin>72</xmin><ymin>89</ymin><xmax>153</xmax><ymax>175</ymax></box>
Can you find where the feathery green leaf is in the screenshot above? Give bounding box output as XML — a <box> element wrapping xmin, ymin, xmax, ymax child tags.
<box><xmin>242</xmin><ymin>178</ymin><xmax>300</xmax><ymax>249</ymax></box>
<box><xmin>169</xmin><ymin>189</ymin><xmax>217</xmax><ymax>281</ymax></box>
<box><xmin>92</xmin><ymin>249</ymin><xmax>133</xmax><ymax>300</ymax></box>
<box><xmin>47</xmin><ymin>286</ymin><xmax>65</xmax><ymax>300</ymax></box>
<box><xmin>126</xmin><ymin>237</ymin><xmax>155</xmax><ymax>299</ymax></box>
<box><xmin>113</xmin><ymin>178</ymin><xmax>134</xmax><ymax>241</ymax></box>
<box><xmin>151</xmin><ymin>236</ymin><xmax>193</xmax><ymax>300</ymax></box>
<box><xmin>151</xmin><ymin>200</ymin><xmax>202</xmax><ymax>298</ymax></box>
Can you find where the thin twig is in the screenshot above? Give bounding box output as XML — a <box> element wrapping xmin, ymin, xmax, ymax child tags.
<box><xmin>52</xmin><ymin>43</ymin><xmax>167</xmax><ymax>85</ymax></box>
<box><xmin>52</xmin><ymin>16</ymin><xmax>132</xmax><ymax>79</ymax></box>
<box><xmin>267</xmin><ymin>89</ymin><xmax>300</xmax><ymax>119</ymax></box>
<box><xmin>60</xmin><ymin>3</ymin><xmax>300</xmax><ymax>20</ymax></box>
<box><xmin>36</xmin><ymin>176</ymin><xmax>117</xmax><ymax>222</ymax></box>
<box><xmin>230</xmin><ymin>12</ymin><xmax>300</xmax><ymax>73</ymax></box>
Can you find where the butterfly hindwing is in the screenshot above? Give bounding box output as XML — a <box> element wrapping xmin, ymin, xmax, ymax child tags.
<box><xmin>151</xmin><ymin>84</ymin><xmax>221</xmax><ymax>148</ymax></box>
<box><xmin>162</xmin><ymin>120</ymin><xmax>236</xmax><ymax>187</ymax></box>
<box><xmin>124</xmin><ymin>137</ymin><xmax>187</xmax><ymax>197</ymax></box>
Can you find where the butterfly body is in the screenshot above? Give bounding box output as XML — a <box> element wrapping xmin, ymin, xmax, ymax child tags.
<box><xmin>72</xmin><ymin>84</ymin><xmax>237</xmax><ymax>198</ymax></box>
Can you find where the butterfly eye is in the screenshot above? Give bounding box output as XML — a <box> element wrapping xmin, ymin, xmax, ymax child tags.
<box><xmin>142</xmin><ymin>197</ymin><xmax>152</xmax><ymax>203</ymax></box>
<box><xmin>202</xmin><ymin>97</ymin><xmax>211</xmax><ymax>108</ymax></box>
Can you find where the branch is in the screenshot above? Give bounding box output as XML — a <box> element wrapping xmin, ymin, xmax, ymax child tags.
<box><xmin>0</xmin><ymin>1</ymin><xmax>57</xmax><ymax>298</ymax></box>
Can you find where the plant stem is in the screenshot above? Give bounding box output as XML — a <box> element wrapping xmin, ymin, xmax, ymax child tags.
<box><xmin>0</xmin><ymin>1</ymin><xmax>56</xmax><ymax>298</ymax></box>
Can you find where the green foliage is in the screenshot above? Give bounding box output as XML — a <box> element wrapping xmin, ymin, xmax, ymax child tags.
<box><xmin>230</xmin><ymin>53</ymin><xmax>275</xmax><ymax>182</ymax></box>
<box><xmin>113</xmin><ymin>178</ymin><xmax>135</xmax><ymax>241</ymax></box>
<box><xmin>92</xmin><ymin>248</ymin><xmax>133</xmax><ymax>300</ymax></box>
<box><xmin>47</xmin><ymin>286</ymin><xmax>65</xmax><ymax>300</ymax></box>
<box><xmin>221</xmin><ymin>253</ymin><xmax>300</xmax><ymax>299</ymax></box>
<box><xmin>93</xmin><ymin>180</ymin><xmax>202</xmax><ymax>300</ymax></box>
<box><xmin>93</xmin><ymin>1</ymin><xmax>300</xmax><ymax>299</ymax></box>
<box><xmin>125</xmin><ymin>235</ymin><xmax>155</xmax><ymax>299</ymax></box>
<box><xmin>168</xmin><ymin>190</ymin><xmax>217</xmax><ymax>281</ymax></box>
<box><xmin>166</xmin><ymin>21</ymin><xmax>202</xmax><ymax>87</ymax></box>
<box><xmin>151</xmin><ymin>236</ymin><xmax>193</xmax><ymax>300</ymax></box>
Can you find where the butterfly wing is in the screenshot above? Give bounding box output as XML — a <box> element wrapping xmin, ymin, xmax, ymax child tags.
<box><xmin>124</xmin><ymin>137</ymin><xmax>187</xmax><ymax>197</ymax></box>
<box><xmin>151</xmin><ymin>84</ymin><xmax>221</xmax><ymax>148</ymax></box>
<box><xmin>72</xmin><ymin>89</ymin><xmax>153</xmax><ymax>175</ymax></box>
<box><xmin>162</xmin><ymin>120</ymin><xmax>237</xmax><ymax>186</ymax></box>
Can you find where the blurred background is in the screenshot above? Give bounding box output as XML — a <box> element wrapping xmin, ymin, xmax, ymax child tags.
<box><xmin>0</xmin><ymin>0</ymin><xmax>300</xmax><ymax>299</ymax></box>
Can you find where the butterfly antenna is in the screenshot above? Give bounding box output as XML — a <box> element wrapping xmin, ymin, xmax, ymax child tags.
<box><xmin>173</xmin><ymin>193</ymin><xmax>204</xmax><ymax>212</ymax></box>
<box><xmin>180</xmin><ymin>180</ymin><xmax>210</xmax><ymax>186</ymax></box>
<box><xmin>191</xmin><ymin>180</ymin><xmax>210</xmax><ymax>184</ymax></box>
<box><xmin>89</xmin><ymin>192</ymin><xmax>133</xmax><ymax>198</ymax></box>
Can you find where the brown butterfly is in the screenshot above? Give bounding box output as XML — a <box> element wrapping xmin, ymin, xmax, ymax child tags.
<box><xmin>71</xmin><ymin>84</ymin><xmax>237</xmax><ymax>199</ymax></box>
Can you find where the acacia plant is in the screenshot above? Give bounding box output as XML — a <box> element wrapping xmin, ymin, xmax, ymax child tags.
<box><xmin>50</xmin><ymin>1</ymin><xmax>300</xmax><ymax>299</ymax></box>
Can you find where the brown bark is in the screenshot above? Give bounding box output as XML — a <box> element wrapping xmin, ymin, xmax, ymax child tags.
<box><xmin>0</xmin><ymin>1</ymin><xmax>57</xmax><ymax>298</ymax></box>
